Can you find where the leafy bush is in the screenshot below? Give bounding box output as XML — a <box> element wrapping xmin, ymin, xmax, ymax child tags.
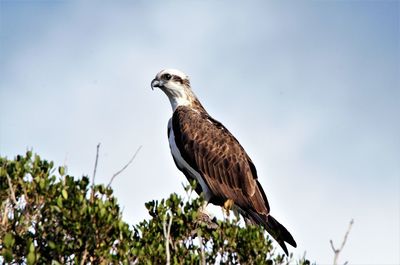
<box><xmin>0</xmin><ymin>152</ymin><xmax>134</xmax><ymax>264</ymax></box>
<box><xmin>0</xmin><ymin>152</ymin><xmax>311</xmax><ymax>264</ymax></box>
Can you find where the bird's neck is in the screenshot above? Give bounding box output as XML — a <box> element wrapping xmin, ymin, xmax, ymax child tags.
<box><xmin>169</xmin><ymin>96</ymin><xmax>206</xmax><ymax>113</ymax></box>
<box><xmin>168</xmin><ymin>88</ymin><xmax>206</xmax><ymax>113</ymax></box>
<box><xmin>169</xmin><ymin>96</ymin><xmax>191</xmax><ymax>112</ymax></box>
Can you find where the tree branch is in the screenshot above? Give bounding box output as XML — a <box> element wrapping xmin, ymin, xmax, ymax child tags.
<box><xmin>329</xmin><ymin>239</ymin><xmax>336</xmax><ymax>254</ymax></box>
<box><xmin>107</xmin><ymin>145</ymin><xmax>142</xmax><ymax>188</ymax></box>
<box><xmin>163</xmin><ymin>212</ymin><xmax>173</xmax><ymax>265</ymax></box>
<box><xmin>340</xmin><ymin>219</ymin><xmax>354</xmax><ymax>252</ymax></box>
<box><xmin>90</xmin><ymin>143</ymin><xmax>101</xmax><ymax>202</ymax></box>
<box><xmin>6</xmin><ymin>174</ymin><xmax>17</xmax><ymax>204</ymax></box>
<box><xmin>330</xmin><ymin>219</ymin><xmax>354</xmax><ymax>265</ymax></box>
<box><xmin>1</xmin><ymin>200</ymin><xmax>9</xmax><ymax>227</ymax></box>
<box><xmin>80</xmin><ymin>247</ymin><xmax>88</xmax><ymax>265</ymax></box>
<box><xmin>92</xmin><ymin>143</ymin><xmax>101</xmax><ymax>187</ymax></box>
<box><xmin>198</xmin><ymin>234</ymin><xmax>206</xmax><ymax>265</ymax></box>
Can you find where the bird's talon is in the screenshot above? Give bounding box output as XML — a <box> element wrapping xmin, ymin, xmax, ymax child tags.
<box><xmin>223</xmin><ymin>199</ymin><xmax>234</xmax><ymax>216</ymax></box>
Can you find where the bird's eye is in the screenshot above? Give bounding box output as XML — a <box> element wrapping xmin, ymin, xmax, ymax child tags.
<box><xmin>163</xmin><ymin>73</ymin><xmax>172</xmax><ymax>80</ymax></box>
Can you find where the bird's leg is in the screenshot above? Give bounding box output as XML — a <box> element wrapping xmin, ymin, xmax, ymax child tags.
<box><xmin>223</xmin><ymin>198</ymin><xmax>234</xmax><ymax>217</ymax></box>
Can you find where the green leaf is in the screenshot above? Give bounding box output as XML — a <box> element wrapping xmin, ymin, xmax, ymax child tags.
<box><xmin>39</xmin><ymin>179</ymin><xmax>46</xmax><ymax>190</ymax></box>
<box><xmin>2</xmin><ymin>249</ymin><xmax>13</xmax><ymax>262</ymax></box>
<box><xmin>27</xmin><ymin>251</ymin><xmax>36</xmax><ymax>265</ymax></box>
<box><xmin>48</xmin><ymin>241</ymin><xmax>56</xmax><ymax>249</ymax></box>
<box><xmin>0</xmin><ymin>167</ymin><xmax>5</xmax><ymax>176</ymax></box>
<box><xmin>58</xmin><ymin>166</ymin><xmax>65</xmax><ymax>176</ymax></box>
<box><xmin>61</xmin><ymin>189</ymin><xmax>68</xmax><ymax>199</ymax></box>
<box><xmin>4</xmin><ymin>233</ymin><xmax>15</xmax><ymax>248</ymax></box>
<box><xmin>29</xmin><ymin>241</ymin><xmax>35</xmax><ymax>253</ymax></box>
<box><xmin>100</xmin><ymin>207</ymin><xmax>106</xmax><ymax>217</ymax></box>
<box><xmin>57</xmin><ymin>196</ymin><xmax>63</xmax><ymax>208</ymax></box>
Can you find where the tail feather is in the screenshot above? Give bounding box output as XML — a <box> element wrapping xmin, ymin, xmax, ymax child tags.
<box><xmin>243</xmin><ymin>209</ymin><xmax>296</xmax><ymax>255</ymax></box>
<box><xmin>265</xmin><ymin>215</ymin><xmax>297</xmax><ymax>255</ymax></box>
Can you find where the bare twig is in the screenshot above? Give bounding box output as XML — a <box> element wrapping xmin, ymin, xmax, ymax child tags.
<box><xmin>90</xmin><ymin>143</ymin><xmax>101</xmax><ymax>202</ymax></box>
<box><xmin>6</xmin><ymin>174</ymin><xmax>17</xmax><ymax>204</ymax></box>
<box><xmin>340</xmin><ymin>219</ymin><xmax>354</xmax><ymax>252</ymax></box>
<box><xmin>80</xmin><ymin>247</ymin><xmax>88</xmax><ymax>265</ymax></box>
<box><xmin>163</xmin><ymin>212</ymin><xmax>173</xmax><ymax>265</ymax></box>
<box><xmin>329</xmin><ymin>240</ymin><xmax>335</xmax><ymax>253</ymax></box>
<box><xmin>330</xmin><ymin>219</ymin><xmax>354</xmax><ymax>265</ymax></box>
<box><xmin>1</xmin><ymin>200</ymin><xmax>10</xmax><ymax>227</ymax></box>
<box><xmin>92</xmin><ymin>143</ymin><xmax>101</xmax><ymax>187</ymax></box>
<box><xmin>198</xmin><ymin>234</ymin><xmax>206</xmax><ymax>265</ymax></box>
<box><xmin>107</xmin><ymin>145</ymin><xmax>142</xmax><ymax>188</ymax></box>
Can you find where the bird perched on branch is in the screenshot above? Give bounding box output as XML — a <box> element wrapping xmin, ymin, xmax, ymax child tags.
<box><xmin>151</xmin><ymin>69</ymin><xmax>296</xmax><ymax>255</ymax></box>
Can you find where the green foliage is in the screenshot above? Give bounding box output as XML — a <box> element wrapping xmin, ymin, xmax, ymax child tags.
<box><xmin>133</xmin><ymin>189</ymin><xmax>310</xmax><ymax>265</ymax></box>
<box><xmin>0</xmin><ymin>152</ymin><xmax>134</xmax><ymax>264</ymax></box>
<box><xmin>0</xmin><ymin>152</ymin><xmax>311</xmax><ymax>264</ymax></box>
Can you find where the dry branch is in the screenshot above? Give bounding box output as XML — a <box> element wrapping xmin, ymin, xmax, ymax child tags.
<box><xmin>330</xmin><ymin>219</ymin><xmax>354</xmax><ymax>265</ymax></box>
<box><xmin>163</xmin><ymin>212</ymin><xmax>173</xmax><ymax>265</ymax></box>
<box><xmin>107</xmin><ymin>145</ymin><xmax>142</xmax><ymax>188</ymax></box>
<box><xmin>6</xmin><ymin>174</ymin><xmax>17</xmax><ymax>204</ymax></box>
<box><xmin>92</xmin><ymin>143</ymin><xmax>101</xmax><ymax>186</ymax></box>
<box><xmin>90</xmin><ymin>143</ymin><xmax>101</xmax><ymax>202</ymax></box>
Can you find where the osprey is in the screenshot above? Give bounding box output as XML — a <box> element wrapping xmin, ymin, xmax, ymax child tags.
<box><xmin>151</xmin><ymin>69</ymin><xmax>296</xmax><ymax>255</ymax></box>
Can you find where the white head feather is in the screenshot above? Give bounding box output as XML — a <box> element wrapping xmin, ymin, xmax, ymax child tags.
<box><xmin>151</xmin><ymin>69</ymin><xmax>193</xmax><ymax>111</ymax></box>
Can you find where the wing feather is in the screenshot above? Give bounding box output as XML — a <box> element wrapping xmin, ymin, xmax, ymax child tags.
<box><xmin>172</xmin><ymin>106</ymin><xmax>269</xmax><ymax>215</ymax></box>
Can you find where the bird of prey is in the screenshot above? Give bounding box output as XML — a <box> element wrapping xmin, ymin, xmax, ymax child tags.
<box><xmin>151</xmin><ymin>69</ymin><xmax>297</xmax><ymax>255</ymax></box>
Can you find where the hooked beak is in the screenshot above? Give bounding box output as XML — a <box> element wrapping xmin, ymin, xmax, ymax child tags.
<box><xmin>151</xmin><ymin>78</ymin><xmax>163</xmax><ymax>90</ymax></box>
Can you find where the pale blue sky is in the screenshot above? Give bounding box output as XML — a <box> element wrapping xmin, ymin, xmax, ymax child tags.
<box><xmin>0</xmin><ymin>1</ymin><xmax>399</xmax><ymax>264</ymax></box>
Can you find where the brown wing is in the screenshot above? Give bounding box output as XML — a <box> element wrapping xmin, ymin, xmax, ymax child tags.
<box><xmin>172</xmin><ymin>106</ymin><xmax>270</xmax><ymax>215</ymax></box>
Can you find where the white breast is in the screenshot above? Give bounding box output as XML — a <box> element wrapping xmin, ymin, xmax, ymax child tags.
<box><xmin>167</xmin><ymin>118</ymin><xmax>212</xmax><ymax>201</ymax></box>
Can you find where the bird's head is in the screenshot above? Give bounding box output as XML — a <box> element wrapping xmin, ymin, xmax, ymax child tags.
<box><xmin>151</xmin><ymin>69</ymin><xmax>198</xmax><ymax>111</ymax></box>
